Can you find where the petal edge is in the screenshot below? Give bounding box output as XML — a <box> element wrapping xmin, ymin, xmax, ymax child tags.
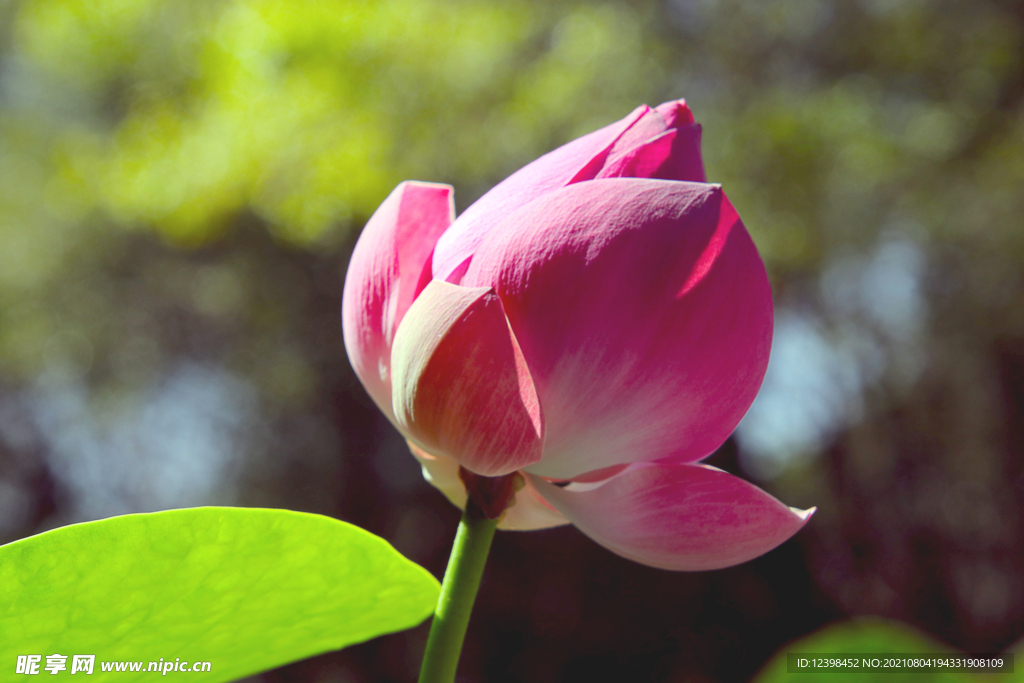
<box><xmin>391</xmin><ymin>280</ymin><xmax>545</xmax><ymax>476</ymax></box>
<box><xmin>529</xmin><ymin>462</ymin><xmax>812</xmax><ymax>570</ymax></box>
<box><xmin>342</xmin><ymin>181</ymin><xmax>454</xmax><ymax>421</ymax></box>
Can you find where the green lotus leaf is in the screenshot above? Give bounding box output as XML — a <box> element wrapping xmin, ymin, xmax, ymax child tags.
<box><xmin>0</xmin><ymin>507</ymin><xmax>439</xmax><ymax>681</ymax></box>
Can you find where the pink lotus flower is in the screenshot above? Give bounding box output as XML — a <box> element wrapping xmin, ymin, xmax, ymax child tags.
<box><xmin>342</xmin><ymin>100</ymin><xmax>813</xmax><ymax>570</ymax></box>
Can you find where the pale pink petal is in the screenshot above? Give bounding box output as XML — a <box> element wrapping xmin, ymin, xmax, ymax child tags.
<box><xmin>463</xmin><ymin>179</ymin><xmax>772</xmax><ymax>480</ymax></box>
<box><xmin>342</xmin><ymin>182</ymin><xmax>453</xmax><ymax>421</ymax></box>
<box><xmin>431</xmin><ymin>105</ymin><xmax>653</xmax><ymax>282</ymax></box>
<box><xmin>561</xmin><ymin>463</ymin><xmax>630</xmax><ymax>484</ymax></box>
<box><xmin>409</xmin><ymin>441</ymin><xmax>466</xmax><ymax>509</ymax></box>
<box><xmin>390</xmin><ymin>280</ymin><xmax>544</xmax><ymax>476</ymax></box>
<box><xmin>529</xmin><ymin>462</ymin><xmax>814</xmax><ymax>570</ymax></box>
<box><xmin>500</xmin><ymin>477</ymin><xmax>571</xmax><ymax>531</ymax></box>
<box><xmin>409</xmin><ymin>442</ymin><xmax>569</xmax><ymax>531</ymax></box>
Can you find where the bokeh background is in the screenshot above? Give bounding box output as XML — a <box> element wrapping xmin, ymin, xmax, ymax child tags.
<box><xmin>2</xmin><ymin>0</ymin><xmax>1023</xmax><ymax>680</ymax></box>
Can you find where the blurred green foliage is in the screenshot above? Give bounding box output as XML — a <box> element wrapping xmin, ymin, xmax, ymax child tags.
<box><xmin>5</xmin><ymin>0</ymin><xmax>670</xmax><ymax>244</ymax></box>
<box><xmin>1</xmin><ymin>0</ymin><xmax>669</xmax><ymax>381</ymax></box>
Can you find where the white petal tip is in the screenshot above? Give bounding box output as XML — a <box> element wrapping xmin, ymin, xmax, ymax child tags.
<box><xmin>792</xmin><ymin>506</ymin><xmax>817</xmax><ymax>522</ymax></box>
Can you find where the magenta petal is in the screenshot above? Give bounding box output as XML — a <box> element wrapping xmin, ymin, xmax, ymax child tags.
<box><xmin>596</xmin><ymin>129</ymin><xmax>678</xmax><ymax>180</ymax></box>
<box><xmin>602</xmin><ymin>106</ymin><xmax>671</xmax><ymax>161</ymax></box>
<box><xmin>529</xmin><ymin>463</ymin><xmax>814</xmax><ymax>570</ymax></box>
<box><xmin>431</xmin><ymin>105</ymin><xmax>651</xmax><ymax>282</ymax></box>
<box><xmin>651</xmin><ymin>99</ymin><xmax>706</xmax><ymax>182</ymax></box>
<box><xmin>390</xmin><ymin>280</ymin><xmax>545</xmax><ymax>476</ymax></box>
<box><xmin>598</xmin><ymin>125</ymin><xmax>706</xmax><ymax>184</ymax></box>
<box><xmin>660</xmin><ymin>122</ymin><xmax>706</xmax><ymax>183</ymax></box>
<box><xmin>463</xmin><ymin>179</ymin><xmax>772</xmax><ymax>480</ymax></box>
<box><xmin>655</xmin><ymin>99</ymin><xmax>695</xmax><ymax>128</ymax></box>
<box><xmin>342</xmin><ymin>181</ymin><xmax>453</xmax><ymax>421</ymax></box>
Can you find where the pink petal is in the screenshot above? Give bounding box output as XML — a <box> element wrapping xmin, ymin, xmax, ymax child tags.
<box><xmin>433</xmin><ymin>100</ymin><xmax>710</xmax><ymax>284</ymax></box>
<box><xmin>657</xmin><ymin>122</ymin><xmax>706</xmax><ymax>183</ymax></box>
<box><xmin>529</xmin><ymin>462</ymin><xmax>814</xmax><ymax>571</ymax></box>
<box><xmin>463</xmin><ymin>179</ymin><xmax>772</xmax><ymax>480</ymax></box>
<box><xmin>655</xmin><ymin>100</ymin><xmax>706</xmax><ymax>182</ymax></box>
<box><xmin>597</xmin><ymin>125</ymin><xmax>706</xmax><ymax>184</ymax></box>
<box><xmin>409</xmin><ymin>442</ymin><xmax>569</xmax><ymax>531</ymax></box>
<box><xmin>390</xmin><ymin>280</ymin><xmax>544</xmax><ymax>476</ymax></box>
<box><xmin>655</xmin><ymin>99</ymin><xmax>695</xmax><ymax>128</ymax></box>
<box><xmin>596</xmin><ymin>129</ymin><xmax>679</xmax><ymax>180</ymax></box>
<box><xmin>342</xmin><ymin>182</ymin><xmax>453</xmax><ymax>421</ymax></box>
<box><xmin>601</xmin><ymin>106</ymin><xmax>672</xmax><ymax>163</ymax></box>
<box><xmin>653</xmin><ymin>99</ymin><xmax>706</xmax><ymax>183</ymax></box>
<box><xmin>432</xmin><ymin>105</ymin><xmax>653</xmax><ymax>282</ymax></box>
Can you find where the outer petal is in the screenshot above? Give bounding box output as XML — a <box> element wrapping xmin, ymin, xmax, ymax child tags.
<box><xmin>409</xmin><ymin>442</ymin><xmax>569</xmax><ymax>531</ymax></box>
<box><xmin>529</xmin><ymin>462</ymin><xmax>814</xmax><ymax>570</ymax></box>
<box><xmin>342</xmin><ymin>181</ymin><xmax>454</xmax><ymax>421</ymax></box>
<box><xmin>463</xmin><ymin>179</ymin><xmax>772</xmax><ymax>480</ymax></box>
<box><xmin>391</xmin><ymin>280</ymin><xmax>544</xmax><ymax>476</ymax></box>
<box><xmin>432</xmin><ymin>105</ymin><xmax>656</xmax><ymax>282</ymax></box>
<box><xmin>434</xmin><ymin>101</ymin><xmax>708</xmax><ymax>283</ymax></box>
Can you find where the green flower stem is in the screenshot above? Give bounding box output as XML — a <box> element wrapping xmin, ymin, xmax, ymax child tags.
<box><xmin>417</xmin><ymin>506</ymin><xmax>499</xmax><ymax>683</ymax></box>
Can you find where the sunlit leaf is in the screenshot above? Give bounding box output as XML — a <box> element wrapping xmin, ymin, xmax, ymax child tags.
<box><xmin>0</xmin><ymin>507</ymin><xmax>440</xmax><ymax>681</ymax></box>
